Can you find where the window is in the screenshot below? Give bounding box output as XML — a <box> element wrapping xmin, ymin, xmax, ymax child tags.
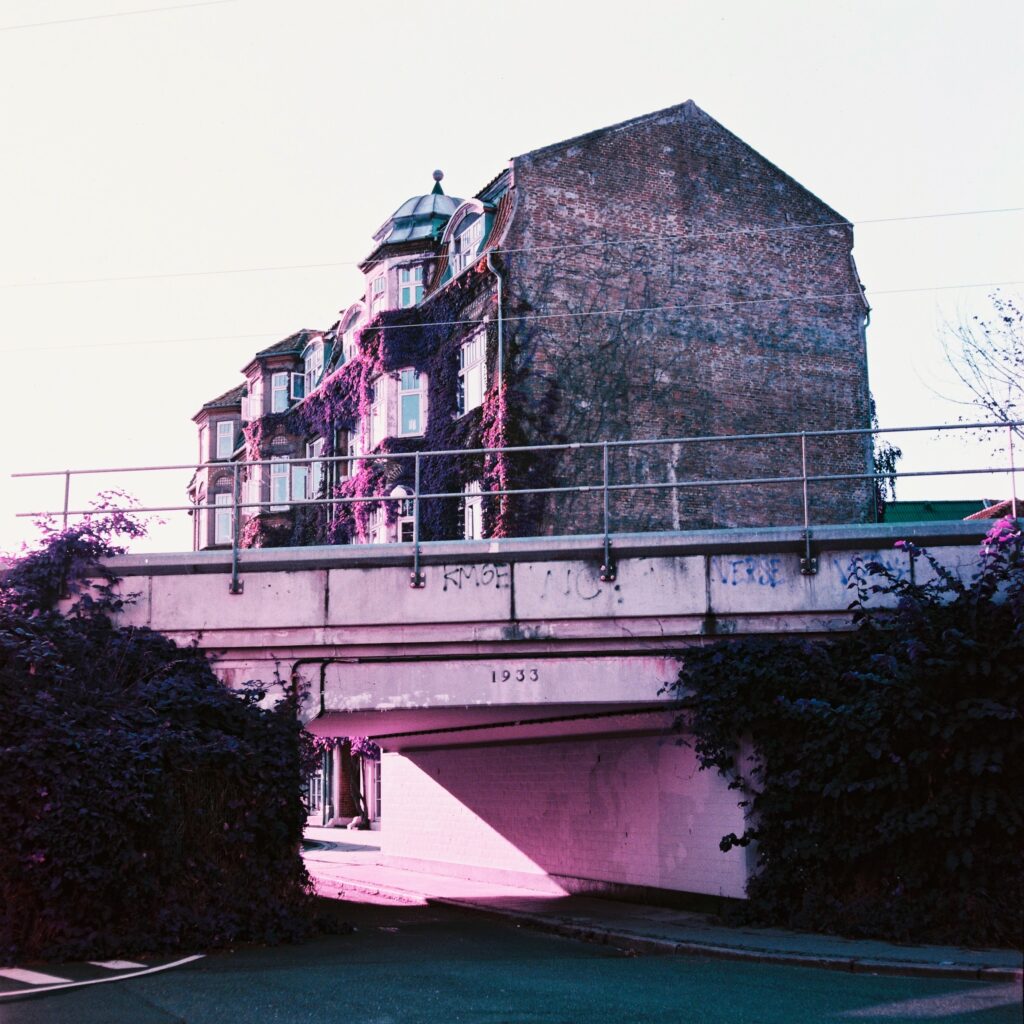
<box><xmin>342</xmin><ymin>324</ymin><xmax>360</xmax><ymax>363</ymax></box>
<box><xmin>451</xmin><ymin>215</ymin><xmax>484</xmax><ymax>275</ymax></box>
<box><xmin>370</xmin><ymin>275</ymin><xmax>386</xmax><ymax>315</ymax></box>
<box><xmin>306</xmin><ymin>438</ymin><xmax>325</xmax><ymax>496</ymax></box>
<box><xmin>270</xmin><ymin>458</ymin><xmax>290</xmax><ymax>510</ymax></box>
<box><xmin>199</xmin><ymin>425</ymin><xmax>208</xmax><ymax>462</ymax></box>
<box><xmin>245</xmin><ymin>466</ymin><xmax>262</xmax><ymax>513</ymax></box>
<box><xmin>463</xmin><ymin>481</ymin><xmax>483</xmax><ymax>540</ymax></box>
<box><xmin>366</xmin><ymin>506</ymin><xmax>385</xmax><ymax>544</ymax></box>
<box><xmin>290</xmin><ymin>372</ymin><xmax>305</xmax><ymax>401</ymax></box>
<box><xmin>391</xmin><ymin>486</ymin><xmax>415</xmax><ymax>543</ymax></box>
<box><xmin>291</xmin><ymin>461</ymin><xmax>310</xmax><ymax>503</ymax></box>
<box><xmin>398</xmin><ymin>368</ymin><xmax>426</xmax><ymax>436</ymax></box>
<box><xmin>214</xmin><ymin>493</ymin><xmax>233</xmax><ymax>545</ymax></box>
<box><xmin>303</xmin><ymin>341</ymin><xmax>324</xmax><ymax>395</ymax></box>
<box><xmin>399</xmin><ymin>265</ymin><xmax>423</xmax><ymax>307</ymax></box>
<box><xmin>457</xmin><ymin>330</ymin><xmax>486</xmax><ymax>416</ymax></box>
<box><xmin>369</xmin><ymin>377</ymin><xmax>387</xmax><ymax>448</ymax></box>
<box><xmin>248</xmin><ymin>378</ymin><xmax>263</xmax><ymax>419</ymax></box>
<box><xmin>271</xmin><ymin>373</ymin><xmax>289</xmax><ymax>413</ymax></box>
<box><xmin>215</xmin><ymin>421</ymin><xmax>235</xmax><ymax>460</ymax></box>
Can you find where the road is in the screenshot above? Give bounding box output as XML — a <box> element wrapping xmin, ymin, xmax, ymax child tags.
<box><xmin>1</xmin><ymin>901</ymin><xmax>1020</xmax><ymax>1023</ymax></box>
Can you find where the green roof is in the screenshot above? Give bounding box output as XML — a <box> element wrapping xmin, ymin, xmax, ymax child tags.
<box><xmin>883</xmin><ymin>500</ymin><xmax>990</xmax><ymax>523</ymax></box>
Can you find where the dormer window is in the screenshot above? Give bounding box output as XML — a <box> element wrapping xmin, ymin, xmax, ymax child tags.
<box><xmin>303</xmin><ymin>339</ymin><xmax>324</xmax><ymax>395</ymax></box>
<box><xmin>399</xmin><ymin>265</ymin><xmax>423</xmax><ymax>307</ymax></box>
<box><xmin>370</xmin><ymin>275</ymin><xmax>386</xmax><ymax>315</ymax></box>
<box><xmin>451</xmin><ymin>215</ymin><xmax>484</xmax><ymax>275</ymax></box>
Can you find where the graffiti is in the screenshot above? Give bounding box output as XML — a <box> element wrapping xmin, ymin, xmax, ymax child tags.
<box><xmin>539</xmin><ymin>565</ymin><xmax>603</xmax><ymax>601</ymax></box>
<box><xmin>440</xmin><ymin>563</ymin><xmax>511</xmax><ymax>592</ymax></box>
<box><xmin>832</xmin><ymin>557</ymin><xmax>906</xmax><ymax>587</ymax></box>
<box><xmin>719</xmin><ymin>556</ymin><xmax>784</xmax><ymax>589</ymax></box>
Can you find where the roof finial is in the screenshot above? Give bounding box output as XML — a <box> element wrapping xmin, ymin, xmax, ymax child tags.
<box><xmin>431</xmin><ymin>169</ymin><xmax>444</xmax><ymax>195</ymax></box>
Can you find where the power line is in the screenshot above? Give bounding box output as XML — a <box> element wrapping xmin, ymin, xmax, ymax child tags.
<box><xmin>3</xmin><ymin>205</ymin><xmax>1022</xmax><ymax>290</ymax></box>
<box><xmin>5</xmin><ymin>279</ymin><xmax>1022</xmax><ymax>355</ymax></box>
<box><xmin>0</xmin><ymin>0</ymin><xmax>235</xmax><ymax>33</ymax></box>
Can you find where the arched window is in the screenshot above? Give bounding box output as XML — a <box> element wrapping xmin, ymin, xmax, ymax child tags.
<box><xmin>303</xmin><ymin>337</ymin><xmax>324</xmax><ymax>394</ymax></box>
<box><xmin>443</xmin><ymin>201</ymin><xmax>489</xmax><ymax>278</ymax></box>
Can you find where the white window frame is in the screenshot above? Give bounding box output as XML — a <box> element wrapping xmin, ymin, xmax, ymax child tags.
<box><xmin>290</xmin><ymin>372</ymin><xmax>305</xmax><ymax>401</ymax></box>
<box><xmin>463</xmin><ymin>481</ymin><xmax>483</xmax><ymax>540</ymax></box>
<box><xmin>342</xmin><ymin>324</ymin><xmax>360</xmax><ymax>363</ymax></box>
<box><xmin>457</xmin><ymin>329</ymin><xmax>486</xmax><ymax>417</ymax></box>
<box><xmin>291</xmin><ymin>461</ymin><xmax>309</xmax><ymax>503</ymax></box>
<box><xmin>366</xmin><ymin>505</ymin><xmax>385</xmax><ymax>545</ymax></box>
<box><xmin>369</xmin><ymin>376</ymin><xmax>387</xmax><ymax>449</ymax></box>
<box><xmin>303</xmin><ymin>341</ymin><xmax>324</xmax><ymax>395</ymax></box>
<box><xmin>248</xmin><ymin>378</ymin><xmax>263</xmax><ymax>420</ymax></box>
<box><xmin>391</xmin><ymin>486</ymin><xmax>415</xmax><ymax>543</ymax></box>
<box><xmin>370</xmin><ymin>274</ymin><xmax>386</xmax><ymax>315</ymax></box>
<box><xmin>306</xmin><ymin>438</ymin><xmax>325</xmax><ymax>497</ymax></box>
<box><xmin>397</xmin><ymin>368</ymin><xmax>426</xmax><ymax>437</ymax></box>
<box><xmin>245</xmin><ymin>466</ymin><xmax>262</xmax><ymax>513</ymax></box>
<box><xmin>199</xmin><ymin>425</ymin><xmax>209</xmax><ymax>462</ymax></box>
<box><xmin>214</xmin><ymin>492</ymin><xmax>234</xmax><ymax>545</ymax></box>
<box><xmin>399</xmin><ymin>265</ymin><xmax>423</xmax><ymax>308</ymax></box>
<box><xmin>451</xmin><ymin>215</ymin><xmax>484</xmax><ymax>275</ymax></box>
<box><xmin>271</xmin><ymin>372</ymin><xmax>290</xmax><ymax>413</ymax></box>
<box><xmin>215</xmin><ymin>421</ymin><xmax>235</xmax><ymax>460</ymax></box>
<box><xmin>270</xmin><ymin>457</ymin><xmax>290</xmax><ymax>510</ymax></box>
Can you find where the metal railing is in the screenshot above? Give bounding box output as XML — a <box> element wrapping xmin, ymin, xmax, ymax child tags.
<box><xmin>11</xmin><ymin>420</ymin><xmax>1021</xmax><ymax>593</ymax></box>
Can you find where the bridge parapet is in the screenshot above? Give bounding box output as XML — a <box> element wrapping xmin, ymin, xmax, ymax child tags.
<box><xmin>100</xmin><ymin>522</ymin><xmax>991</xmax><ymax>739</ymax></box>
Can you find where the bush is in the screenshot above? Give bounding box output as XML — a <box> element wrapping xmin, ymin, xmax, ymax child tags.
<box><xmin>0</xmin><ymin>512</ymin><xmax>316</xmax><ymax>964</ymax></box>
<box><xmin>672</xmin><ymin>519</ymin><xmax>1024</xmax><ymax>948</ymax></box>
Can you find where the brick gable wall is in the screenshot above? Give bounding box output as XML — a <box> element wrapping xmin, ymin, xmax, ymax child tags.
<box><xmin>500</xmin><ymin>104</ymin><xmax>872</xmax><ymax>533</ymax></box>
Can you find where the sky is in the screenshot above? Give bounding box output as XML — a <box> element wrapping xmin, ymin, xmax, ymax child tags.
<box><xmin>1</xmin><ymin>0</ymin><xmax>1022</xmax><ymax>554</ymax></box>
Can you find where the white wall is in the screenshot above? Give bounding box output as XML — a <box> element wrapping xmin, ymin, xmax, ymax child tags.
<box><xmin>383</xmin><ymin>732</ymin><xmax>751</xmax><ymax>900</ymax></box>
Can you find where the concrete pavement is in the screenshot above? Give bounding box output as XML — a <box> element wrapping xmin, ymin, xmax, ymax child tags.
<box><xmin>303</xmin><ymin>827</ymin><xmax>1023</xmax><ymax>983</ymax></box>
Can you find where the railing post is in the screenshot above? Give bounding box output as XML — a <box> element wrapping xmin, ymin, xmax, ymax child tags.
<box><xmin>62</xmin><ymin>470</ymin><xmax>71</xmax><ymax>531</ymax></box>
<box><xmin>1009</xmin><ymin>424</ymin><xmax>1019</xmax><ymax>519</ymax></box>
<box><xmin>799</xmin><ymin>431</ymin><xmax>817</xmax><ymax>575</ymax></box>
<box><xmin>410</xmin><ymin>452</ymin><xmax>425</xmax><ymax>589</ymax></box>
<box><xmin>599</xmin><ymin>441</ymin><xmax>616</xmax><ymax>582</ymax></box>
<box><xmin>229</xmin><ymin>462</ymin><xmax>243</xmax><ymax>594</ymax></box>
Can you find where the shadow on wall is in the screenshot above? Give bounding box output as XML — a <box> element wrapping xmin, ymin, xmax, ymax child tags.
<box><xmin>382</xmin><ymin>730</ymin><xmax>751</xmax><ymax>905</ymax></box>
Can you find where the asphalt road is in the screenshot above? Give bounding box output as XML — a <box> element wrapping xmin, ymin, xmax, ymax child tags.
<box><xmin>2</xmin><ymin>901</ymin><xmax>1020</xmax><ymax>1024</ymax></box>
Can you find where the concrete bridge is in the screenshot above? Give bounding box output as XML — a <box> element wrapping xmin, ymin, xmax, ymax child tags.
<box><xmin>106</xmin><ymin>522</ymin><xmax>990</xmax><ymax>904</ymax></box>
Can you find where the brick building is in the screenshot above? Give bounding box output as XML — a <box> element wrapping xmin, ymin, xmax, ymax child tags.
<box><xmin>189</xmin><ymin>100</ymin><xmax>871</xmax><ymax>553</ymax></box>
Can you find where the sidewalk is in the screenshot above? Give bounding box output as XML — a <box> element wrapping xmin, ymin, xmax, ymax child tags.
<box><xmin>303</xmin><ymin>827</ymin><xmax>1023</xmax><ymax>983</ymax></box>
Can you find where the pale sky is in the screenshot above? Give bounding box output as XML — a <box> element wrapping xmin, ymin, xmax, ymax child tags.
<box><xmin>2</xmin><ymin>0</ymin><xmax>1022</xmax><ymax>553</ymax></box>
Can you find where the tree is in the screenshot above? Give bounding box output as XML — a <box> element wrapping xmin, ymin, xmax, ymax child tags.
<box><xmin>943</xmin><ymin>291</ymin><xmax>1023</xmax><ymax>442</ymax></box>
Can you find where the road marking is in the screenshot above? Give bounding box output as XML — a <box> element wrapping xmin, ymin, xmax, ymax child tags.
<box><xmin>89</xmin><ymin>960</ymin><xmax>146</xmax><ymax>970</ymax></box>
<box><xmin>0</xmin><ymin>955</ymin><xmax>204</xmax><ymax>999</ymax></box>
<box><xmin>0</xmin><ymin>968</ymin><xmax>72</xmax><ymax>985</ymax></box>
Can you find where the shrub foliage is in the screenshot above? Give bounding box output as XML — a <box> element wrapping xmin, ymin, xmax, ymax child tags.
<box><xmin>0</xmin><ymin>513</ymin><xmax>315</xmax><ymax>964</ymax></box>
<box><xmin>672</xmin><ymin>521</ymin><xmax>1024</xmax><ymax>947</ymax></box>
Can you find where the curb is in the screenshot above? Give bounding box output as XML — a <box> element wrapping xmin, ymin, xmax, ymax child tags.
<box><xmin>439</xmin><ymin>899</ymin><xmax>1023</xmax><ymax>984</ymax></box>
<box><xmin>305</xmin><ymin>869</ymin><xmax>1023</xmax><ymax>984</ymax></box>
